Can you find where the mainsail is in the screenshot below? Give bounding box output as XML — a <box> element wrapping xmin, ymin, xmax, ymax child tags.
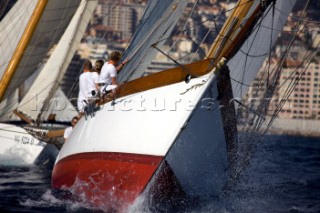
<box><xmin>0</xmin><ymin>0</ymin><xmax>82</xmax><ymax>118</ymax></box>
<box><xmin>117</xmin><ymin>0</ymin><xmax>188</xmax><ymax>82</ymax></box>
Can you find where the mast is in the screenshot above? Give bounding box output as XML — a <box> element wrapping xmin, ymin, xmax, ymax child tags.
<box><xmin>0</xmin><ymin>0</ymin><xmax>48</xmax><ymax>102</ymax></box>
<box><xmin>208</xmin><ymin>0</ymin><xmax>274</xmax><ymax>60</ymax></box>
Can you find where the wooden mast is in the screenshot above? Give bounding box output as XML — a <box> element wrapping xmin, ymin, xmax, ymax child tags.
<box><xmin>0</xmin><ymin>0</ymin><xmax>48</xmax><ymax>102</ymax></box>
<box><xmin>207</xmin><ymin>0</ymin><xmax>255</xmax><ymax>59</ymax></box>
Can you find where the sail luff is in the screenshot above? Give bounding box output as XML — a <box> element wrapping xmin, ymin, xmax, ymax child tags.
<box><xmin>0</xmin><ymin>0</ymin><xmax>48</xmax><ymax>102</ymax></box>
<box><xmin>40</xmin><ymin>0</ymin><xmax>87</xmax><ymax>113</ymax></box>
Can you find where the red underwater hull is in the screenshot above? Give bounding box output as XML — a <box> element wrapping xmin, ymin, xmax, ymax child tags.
<box><xmin>51</xmin><ymin>152</ymin><xmax>162</xmax><ymax>209</ymax></box>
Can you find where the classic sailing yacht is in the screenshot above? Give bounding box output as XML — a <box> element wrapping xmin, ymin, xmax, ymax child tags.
<box><xmin>0</xmin><ymin>0</ymin><xmax>96</xmax><ymax>164</ymax></box>
<box><xmin>52</xmin><ymin>0</ymin><xmax>304</xmax><ymax>211</ymax></box>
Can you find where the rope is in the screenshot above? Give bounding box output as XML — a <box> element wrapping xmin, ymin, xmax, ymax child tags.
<box><xmin>244</xmin><ymin>0</ymin><xmax>311</xmax><ymax>136</ymax></box>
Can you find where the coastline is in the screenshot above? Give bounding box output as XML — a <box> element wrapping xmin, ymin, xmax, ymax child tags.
<box><xmin>266</xmin><ymin>129</ymin><xmax>320</xmax><ymax>138</ymax></box>
<box><xmin>266</xmin><ymin>117</ymin><xmax>320</xmax><ymax>138</ymax></box>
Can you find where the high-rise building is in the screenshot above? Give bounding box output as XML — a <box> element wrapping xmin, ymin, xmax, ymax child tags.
<box><xmin>101</xmin><ymin>1</ymin><xmax>145</xmax><ymax>41</ymax></box>
<box><xmin>244</xmin><ymin>56</ymin><xmax>320</xmax><ymax>121</ymax></box>
<box><xmin>278</xmin><ymin>60</ymin><xmax>320</xmax><ymax>119</ymax></box>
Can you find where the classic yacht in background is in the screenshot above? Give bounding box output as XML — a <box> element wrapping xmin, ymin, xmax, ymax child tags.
<box><xmin>0</xmin><ymin>0</ymin><xmax>96</xmax><ymax>165</ymax></box>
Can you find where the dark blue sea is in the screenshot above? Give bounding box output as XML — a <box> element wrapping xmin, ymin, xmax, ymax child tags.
<box><xmin>0</xmin><ymin>135</ymin><xmax>319</xmax><ymax>212</ymax></box>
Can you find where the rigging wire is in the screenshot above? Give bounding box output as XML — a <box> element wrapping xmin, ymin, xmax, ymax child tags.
<box><xmin>266</xmin><ymin>0</ymin><xmax>276</xmax><ymax>101</ymax></box>
<box><xmin>230</xmin><ymin>6</ymin><xmax>293</xmax><ymax>176</ymax></box>
<box><xmin>235</xmin><ymin>0</ymin><xmax>310</xmax><ymax>148</ymax></box>
<box><xmin>176</xmin><ymin>0</ymin><xmax>228</xmax><ymax>63</ymax></box>
<box><xmin>265</xmin><ymin>42</ymin><xmax>318</xmax><ymax>133</ymax></box>
<box><xmin>154</xmin><ymin>0</ymin><xmax>255</xmax><ymax>45</ymax></box>
<box><xmin>234</xmin><ymin>1</ymin><xmax>278</xmax><ymax>146</ymax></box>
<box><xmin>167</xmin><ymin>0</ymin><xmax>199</xmax><ymax>54</ymax></box>
<box><xmin>262</xmin><ymin>0</ymin><xmax>312</xmax><ymax>133</ymax></box>
<box><xmin>245</xmin><ymin>0</ymin><xmax>311</xmax><ymax>136</ymax></box>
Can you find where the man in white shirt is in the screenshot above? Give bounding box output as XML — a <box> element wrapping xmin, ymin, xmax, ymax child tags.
<box><xmin>94</xmin><ymin>59</ymin><xmax>104</xmax><ymax>74</ymax></box>
<box><xmin>91</xmin><ymin>60</ymin><xmax>104</xmax><ymax>97</ymax></box>
<box><xmin>89</xmin><ymin>70</ymin><xmax>99</xmax><ymax>97</ymax></box>
<box><xmin>64</xmin><ymin>116</ymin><xmax>79</xmax><ymax>142</ymax></box>
<box><xmin>78</xmin><ymin>60</ymin><xmax>94</xmax><ymax>114</ymax></box>
<box><xmin>98</xmin><ymin>51</ymin><xmax>128</xmax><ymax>95</ymax></box>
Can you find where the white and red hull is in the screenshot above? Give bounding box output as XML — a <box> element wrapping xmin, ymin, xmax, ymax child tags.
<box><xmin>52</xmin><ymin>72</ymin><xmax>228</xmax><ymax>210</ymax></box>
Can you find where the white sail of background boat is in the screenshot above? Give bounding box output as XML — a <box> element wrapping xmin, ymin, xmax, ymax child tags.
<box><xmin>0</xmin><ymin>0</ymin><xmax>97</xmax><ymax>165</ymax></box>
<box><xmin>51</xmin><ymin>0</ymin><xmax>308</xmax><ymax>211</ymax></box>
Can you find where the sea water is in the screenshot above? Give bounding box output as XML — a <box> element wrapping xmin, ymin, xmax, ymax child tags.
<box><xmin>0</xmin><ymin>135</ymin><xmax>319</xmax><ymax>212</ymax></box>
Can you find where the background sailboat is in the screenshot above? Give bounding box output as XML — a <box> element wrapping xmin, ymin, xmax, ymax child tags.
<box><xmin>0</xmin><ymin>0</ymin><xmax>97</xmax><ymax>165</ymax></box>
<box><xmin>16</xmin><ymin>0</ymin><xmax>97</xmax><ymax>142</ymax></box>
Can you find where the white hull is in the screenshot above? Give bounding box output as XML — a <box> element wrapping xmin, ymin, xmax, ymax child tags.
<box><xmin>0</xmin><ymin>123</ymin><xmax>56</xmax><ymax>165</ymax></box>
<box><xmin>0</xmin><ymin>123</ymin><xmax>58</xmax><ymax>167</ymax></box>
<box><xmin>53</xmin><ymin>71</ymin><xmax>228</xmax><ymax>207</ymax></box>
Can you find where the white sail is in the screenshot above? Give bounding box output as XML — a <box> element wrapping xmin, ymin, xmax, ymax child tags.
<box><xmin>0</xmin><ymin>0</ymin><xmax>82</xmax><ymax>116</ymax></box>
<box><xmin>0</xmin><ymin>0</ymin><xmax>37</xmax><ymax>83</ymax></box>
<box><xmin>0</xmin><ymin>91</ymin><xmax>19</xmax><ymax>121</ymax></box>
<box><xmin>117</xmin><ymin>0</ymin><xmax>188</xmax><ymax>82</ymax></box>
<box><xmin>228</xmin><ymin>0</ymin><xmax>297</xmax><ymax>99</ymax></box>
<box><xmin>0</xmin><ymin>0</ymin><xmax>97</xmax><ymax>166</ymax></box>
<box><xmin>0</xmin><ymin>0</ymin><xmax>38</xmax><ymax>120</ymax></box>
<box><xmin>40</xmin><ymin>88</ymin><xmax>78</xmax><ymax>122</ymax></box>
<box><xmin>16</xmin><ymin>0</ymin><xmax>97</xmax><ymax>122</ymax></box>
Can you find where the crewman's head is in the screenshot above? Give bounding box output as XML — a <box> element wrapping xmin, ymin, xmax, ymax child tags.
<box><xmin>83</xmin><ymin>60</ymin><xmax>93</xmax><ymax>71</ymax></box>
<box><xmin>71</xmin><ymin>116</ymin><xmax>78</xmax><ymax>127</ymax></box>
<box><xmin>110</xmin><ymin>51</ymin><xmax>122</xmax><ymax>63</ymax></box>
<box><xmin>95</xmin><ymin>60</ymin><xmax>104</xmax><ymax>73</ymax></box>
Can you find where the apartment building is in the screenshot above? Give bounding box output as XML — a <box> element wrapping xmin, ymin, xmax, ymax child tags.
<box><xmin>278</xmin><ymin>60</ymin><xmax>320</xmax><ymax>119</ymax></box>
<box><xmin>100</xmin><ymin>1</ymin><xmax>145</xmax><ymax>41</ymax></box>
